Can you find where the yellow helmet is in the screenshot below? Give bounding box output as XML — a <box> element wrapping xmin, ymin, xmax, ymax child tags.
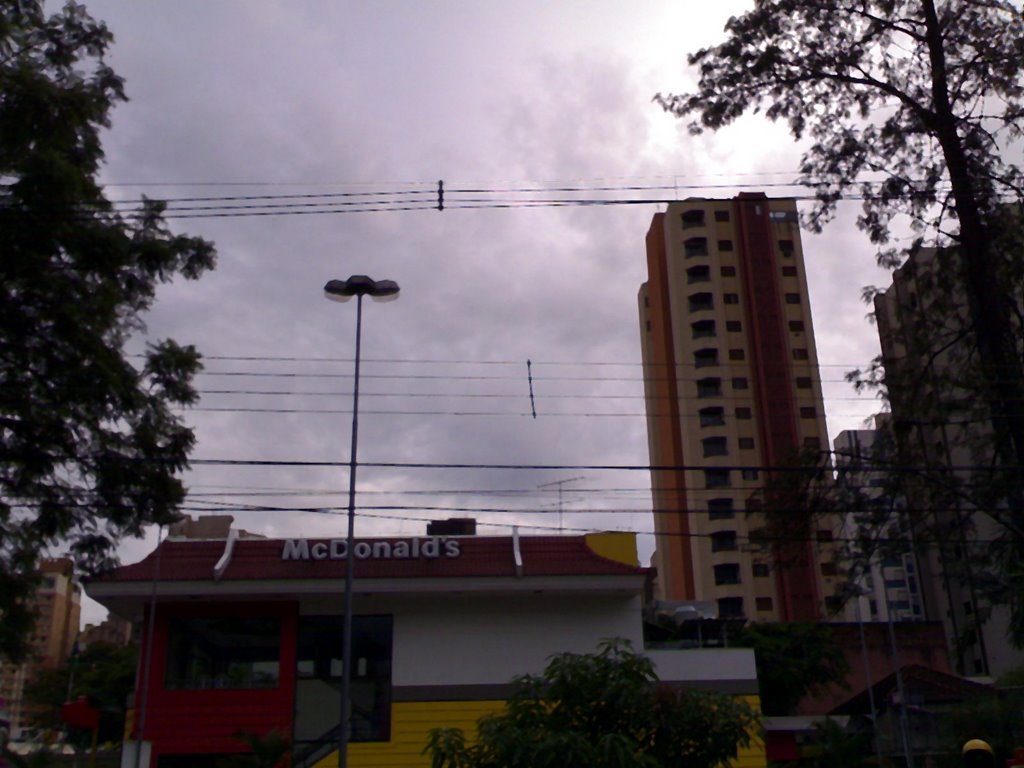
<box><xmin>963</xmin><ymin>740</ymin><xmax>994</xmax><ymax>756</ymax></box>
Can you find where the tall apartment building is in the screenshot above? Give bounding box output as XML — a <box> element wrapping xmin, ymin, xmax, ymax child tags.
<box><xmin>639</xmin><ymin>194</ymin><xmax>836</xmax><ymax>622</ymax></box>
<box><xmin>833</xmin><ymin>425</ymin><xmax>925</xmax><ymax>624</ymax></box>
<box><xmin>875</xmin><ymin>247</ymin><xmax>1022</xmax><ymax>676</ymax></box>
<box><xmin>0</xmin><ymin>558</ymin><xmax>81</xmax><ymax>739</ymax></box>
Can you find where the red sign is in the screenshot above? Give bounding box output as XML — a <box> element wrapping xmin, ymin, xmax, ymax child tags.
<box><xmin>61</xmin><ymin>696</ymin><xmax>99</xmax><ymax>730</ymax></box>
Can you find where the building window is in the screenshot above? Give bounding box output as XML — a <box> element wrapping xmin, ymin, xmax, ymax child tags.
<box><xmin>795</xmin><ymin>376</ymin><xmax>812</xmax><ymax>389</ymax></box>
<box><xmin>741</xmin><ymin>468</ymin><xmax>759</xmax><ymax>481</ymax></box>
<box><xmin>165</xmin><ymin>617</ymin><xmax>281</xmax><ymax>690</ymax></box>
<box><xmin>708</xmin><ymin>498</ymin><xmax>735</xmax><ymax>520</ymax></box>
<box><xmin>705</xmin><ymin>469</ymin><xmax>731</xmax><ymax>488</ymax></box>
<box><xmin>694</xmin><ymin>348</ymin><xmax>719</xmax><ymax>368</ymax></box>
<box><xmin>779</xmin><ymin>239</ymin><xmax>795</xmax><ymax>257</ymax></box>
<box><xmin>752</xmin><ymin>563</ymin><xmax>770</xmax><ymax>578</ymax></box>
<box><xmin>816</xmin><ymin>529</ymin><xmax>835</xmax><ymax>542</ymax></box>
<box><xmin>726</xmin><ymin>320</ymin><xmax>742</xmax><ymax>332</ymax></box>
<box><xmin>735</xmin><ymin>407</ymin><xmax>752</xmax><ymax>419</ymax></box>
<box><xmin>699</xmin><ymin>406</ymin><xmax>725</xmax><ymax>427</ymax></box>
<box><xmin>681</xmin><ymin>209</ymin><xmax>705</xmax><ymax>229</ymax></box>
<box><xmin>755</xmin><ymin>597</ymin><xmax>774</xmax><ymax>612</ymax></box>
<box><xmin>687</xmin><ymin>265</ymin><xmax>711</xmax><ymax>284</ymax></box>
<box><xmin>714</xmin><ymin>210</ymin><xmax>730</xmax><ymax>222</ymax></box>
<box><xmin>689</xmin><ymin>292</ymin><xmax>714</xmax><ymax>312</ymax></box>
<box><xmin>691</xmin><ymin>319</ymin><xmax>716</xmax><ymax>339</ymax></box>
<box><xmin>697</xmin><ymin>378</ymin><xmax>722</xmax><ymax>398</ymax></box>
<box><xmin>821</xmin><ymin>561</ymin><xmax>838</xmax><ymax>576</ymax></box>
<box><xmin>710</xmin><ymin>530</ymin><xmax>738</xmax><ymax>552</ymax></box>
<box><xmin>804</xmin><ymin>437</ymin><xmax>821</xmax><ymax>449</ymax></box>
<box><xmin>295</xmin><ymin>615</ymin><xmax>393</xmax><ymax>744</ymax></box>
<box><xmin>800</xmin><ymin>406</ymin><xmax>817</xmax><ymax>418</ymax></box>
<box><xmin>732</xmin><ymin>377</ymin><xmax>749</xmax><ymax>390</ymax></box>
<box><xmin>784</xmin><ymin>293</ymin><xmax>801</xmax><ymax>304</ymax></box>
<box><xmin>782</xmin><ymin>266</ymin><xmax>798</xmax><ymax>277</ymax></box>
<box><xmin>718</xmin><ymin>240</ymin><xmax>734</xmax><ymax>252</ymax></box>
<box><xmin>738</xmin><ymin>437</ymin><xmax>755</xmax><ymax>450</ymax></box>
<box><xmin>717</xmin><ymin>597</ymin><xmax>744</xmax><ymax>618</ymax></box>
<box><xmin>770</xmin><ymin>210</ymin><xmax>798</xmax><ymax>223</ymax></box>
<box><xmin>788</xmin><ymin>320</ymin><xmax>804</xmax><ymax>332</ymax></box>
<box><xmin>720</xmin><ymin>265</ymin><xmax>736</xmax><ymax>276</ymax></box>
<box><xmin>793</xmin><ymin>348</ymin><xmax>809</xmax><ymax>360</ymax></box>
<box><xmin>714</xmin><ymin>563</ymin><xmax>741</xmax><ymax>585</ymax></box>
<box><xmin>723</xmin><ymin>293</ymin><xmax>740</xmax><ymax>305</ymax></box>
<box><xmin>729</xmin><ymin>348</ymin><xmax>745</xmax><ymax>361</ymax></box>
<box><xmin>703</xmin><ymin>437</ymin><xmax>728</xmax><ymax>457</ymax></box>
<box><xmin>684</xmin><ymin>237</ymin><xmax>709</xmax><ymax>257</ymax></box>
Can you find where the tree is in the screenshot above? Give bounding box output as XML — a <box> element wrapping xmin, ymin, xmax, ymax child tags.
<box><xmin>734</xmin><ymin>622</ymin><xmax>850</xmax><ymax>716</ymax></box>
<box><xmin>218</xmin><ymin>730</ymin><xmax>292</xmax><ymax>768</ymax></box>
<box><xmin>22</xmin><ymin>642</ymin><xmax>138</xmax><ymax>746</ymax></box>
<box><xmin>423</xmin><ymin>639</ymin><xmax>758</xmax><ymax>768</ymax></box>
<box><xmin>657</xmin><ymin>0</ymin><xmax>1024</xmax><ymax>643</ymax></box>
<box><xmin>0</xmin><ymin>2</ymin><xmax>215</xmax><ymax>661</ymax></box>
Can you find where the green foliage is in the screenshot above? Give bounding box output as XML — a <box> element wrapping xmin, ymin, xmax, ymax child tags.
<box><xmin>941</xmin><ymin>687</ymin><xmax>1024</xmax><ymax>767</ymax></box>
<box><xmin>656</xmin><ymin>0</ymin><xmax>1023</xmax><ymax>246</ymax></box>
<box><xmin>424</xmin><ymin>639</ymin><xmax>758</xmax><ymax>768</ymax></box>
<box><xmin>0</xmin><ymin>748</ymin><xmax>58</xmax><ymax>768</ymax></box>
<box><xmin>799</xmin><ymin>719</ymin><xmax>876</xmax><ymax>768</ymax></box>
<box><xmin>218</xmin><ymin>730</ymin><xmax>292</xmax><ymax>768</ymax></box>
<box><xmin>0</xmin><ymin>2</ymin><xmax>215</xmax><ymax>661</ymax></box>
<box><xmin>22</xmin><ymin>642</ymin><xmax>138</xmax><ymax>745</ymax></box>
<box><xmin>734</xmin><ymin>623</ymin><xmax>849</xmax><ymax>716</ymax></box>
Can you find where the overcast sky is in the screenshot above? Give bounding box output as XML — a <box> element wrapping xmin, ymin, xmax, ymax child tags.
<box><xmin>73</xmin><ymin>0</ymin><xmax>897</xmax><ymax>624</ymax></box>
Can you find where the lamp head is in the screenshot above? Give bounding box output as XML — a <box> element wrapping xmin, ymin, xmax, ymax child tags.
<box><xmin>324</xmin><ymin>276</ymin><xmax>400</xmax><ymax>303</ymax></box>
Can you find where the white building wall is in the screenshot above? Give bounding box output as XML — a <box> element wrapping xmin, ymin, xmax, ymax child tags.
<box><xmin>381</xmin><ymin>593</ymin><xmax>644</xmax><ymax>687</ymax></box>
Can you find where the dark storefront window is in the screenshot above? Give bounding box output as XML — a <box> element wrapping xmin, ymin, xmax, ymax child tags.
<box><xmin>292</xmin><ymin>615</ymin><xmax>393</xmax><ymax>760</ymax></box>
<box><xmin>165</xmin><ymin>617</ymin><xmax>280</xmax><ymax>690</ymax></box>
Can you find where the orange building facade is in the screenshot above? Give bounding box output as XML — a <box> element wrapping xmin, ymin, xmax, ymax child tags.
<box><xmin>639</xmin><ymin>194</ymin><xmax>837</xmax><ymax>621</ymax></box>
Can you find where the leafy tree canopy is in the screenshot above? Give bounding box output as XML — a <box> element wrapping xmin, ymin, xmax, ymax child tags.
<box><xmin>424</xmin><ymin>639</ymin><xmax>758</xmax><ymax>768</ymax></box>
<box><xmin>0</xmin><ymin>1</ymin><xmax>215</xmax><ymax>661</ymax></box>
<box><xmin>734</xmin><ymin>622</ymin><xmax>850</xmax><ymax>716</ymax></box>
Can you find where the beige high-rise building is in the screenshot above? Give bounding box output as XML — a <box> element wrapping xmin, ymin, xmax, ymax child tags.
<box><xmin>639</xmin><ymin>194</ymin><xmax>837</xmax><ymax>621</ymax></box>
<box><xmin>0</xmin><ymin>558</ymin><xmax>81</xmax><ymax>739</ymax></box>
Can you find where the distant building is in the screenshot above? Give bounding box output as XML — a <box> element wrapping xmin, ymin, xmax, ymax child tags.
<box><xmin>0</xmin><ymin>558</ymin><xmax>81</xmax><ymax>739</ymax></box>
<box><xmin>875</xmin><ymin>246</ymin><xmax>1022</xmax><ymax>676</ymax></box>
<box><xmin>79</xmin><ymin>615</ymin><xmax>133</xmax><ymax>650</ymax></box>
<box><xmin>639</xmin><ymin>194</ymin><xmax>837</xmax><ymax>621</ymax></box>
<box><xmin>833</xmin><ymin>424</ymin><xmax>925</xmax><ymax>623</ymax></box>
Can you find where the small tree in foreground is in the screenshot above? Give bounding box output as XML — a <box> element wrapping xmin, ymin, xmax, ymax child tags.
<box><xmin>424</xmin><ymin>639</ymin><xmax>758</xmax><ymax>768</ymax></box>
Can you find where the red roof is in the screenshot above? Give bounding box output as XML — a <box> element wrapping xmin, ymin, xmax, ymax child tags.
<box><xmin>91</xmin><ymin>535</ymin><xmax>646</xmax><ymax>584</ymax></box>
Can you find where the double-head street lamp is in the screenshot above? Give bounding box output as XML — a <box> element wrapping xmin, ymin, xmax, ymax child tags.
<box><xmin>323</xmin><ymin>275</ymin><xmax>399</xmax><ymax>768</ymax></box>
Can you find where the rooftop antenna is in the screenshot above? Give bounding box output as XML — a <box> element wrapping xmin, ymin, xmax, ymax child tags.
<box><xmin>537</xmin><ymin>477</ymin><xmax>584</xmax><ymax>533</ymax></box>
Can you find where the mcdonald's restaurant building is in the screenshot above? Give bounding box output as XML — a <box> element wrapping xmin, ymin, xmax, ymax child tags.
<box><xmin>86</xmin><ymin>519</ymin><xmax>766</xmax><ymax>768</ymax></box>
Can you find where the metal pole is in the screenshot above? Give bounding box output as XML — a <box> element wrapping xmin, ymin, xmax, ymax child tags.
<box><xmin>134</xmin><ymin>525</ymin><xmax>164</xmax><ymax>768</ymax></box>
<box><xmin>883</xmin><ymin>587</ymin><xmax>914</xmax><ymax>768</ymax></box>
<box><xmin>855</xmin><ymin>596</ymin><xmax>884</xmax><ymax>766</ymax></box>
<box><xmin>338</xmin><ymin>293</ymin><xmax>364</xmax><ymax>768</ymax></box>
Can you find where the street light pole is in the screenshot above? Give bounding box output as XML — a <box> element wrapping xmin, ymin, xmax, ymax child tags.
<box><xmin>323</xmin><ymin>276</ymin><xmax>399</xmax><ymax>768</ymax></box>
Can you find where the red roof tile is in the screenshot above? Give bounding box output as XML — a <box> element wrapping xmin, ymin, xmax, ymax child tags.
<box><xmin>91</xmin><ymin>535</ymin><xmax>646</xmax><ymax>584</ymax></box>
